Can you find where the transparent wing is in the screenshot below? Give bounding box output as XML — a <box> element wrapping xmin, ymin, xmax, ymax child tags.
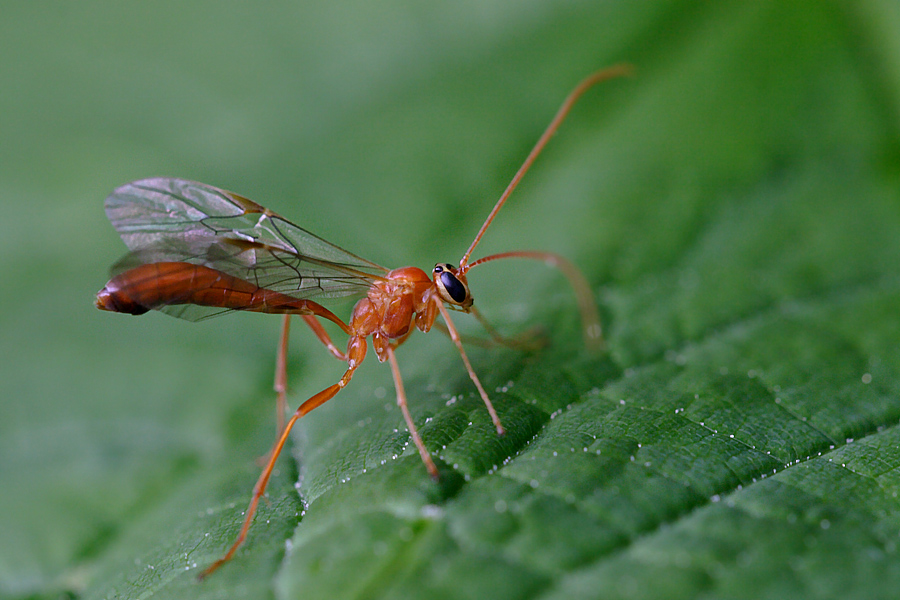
<box><xmin>104</xmin><ymin>178</ymin><xmax>388</xmax><ymax>303</ymax></box>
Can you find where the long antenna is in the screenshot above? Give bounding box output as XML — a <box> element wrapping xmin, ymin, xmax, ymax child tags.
<box><xmin>459</xmin><ymin>64</ymin><xmax>632</xmax><ymax>270</ymax></box>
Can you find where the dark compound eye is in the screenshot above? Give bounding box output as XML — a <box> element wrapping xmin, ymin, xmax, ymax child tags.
<box><xmin>439</xmin><ymin>271</ymin><xmax>468</xmax><ymax>304</ymax></box>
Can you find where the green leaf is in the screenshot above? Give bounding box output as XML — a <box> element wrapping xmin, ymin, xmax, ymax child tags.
<box><xmin>2</xmin><ymin>1</ymin><xmax>900</xmax><ymax>599</ymax></box>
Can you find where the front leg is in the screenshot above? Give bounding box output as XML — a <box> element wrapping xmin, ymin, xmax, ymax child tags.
<box><xmin>386</xmin><ymin>345</ymin><xmax>439</xmax><ymax>479</ymax></box>
<box><xmin>436</xmin><ymin>302</ymin><xmax>505</xmax><ymax>436</ymax></box>
<box><xmin>464</xmin><ymin>250</ymin><xmax>603</xmax><ymax>351</ymax></box>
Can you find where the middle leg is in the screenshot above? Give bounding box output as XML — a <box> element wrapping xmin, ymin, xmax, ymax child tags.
<box><xmin>272</xmin><ymin>314</ymin><xmax>350</xmax><ymax>436</ymax></box>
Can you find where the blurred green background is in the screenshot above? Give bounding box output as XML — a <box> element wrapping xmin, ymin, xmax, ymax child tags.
<box><xmin>3</xmin><ymin>2</ymin><xmax>900</xmax><ymax>599</ymax></box>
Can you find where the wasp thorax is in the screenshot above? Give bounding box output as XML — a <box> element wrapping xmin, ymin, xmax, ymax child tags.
<box><xmin>432</xmin><ymin>263</ymin><xmax>472</xmax><ymax>308</ymax></box>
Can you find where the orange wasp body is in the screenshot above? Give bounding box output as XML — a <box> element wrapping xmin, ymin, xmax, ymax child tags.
<box><xmin>96</xmin><ymin>65</ymin><xmax>629</xmax><ymax>578</ymax></box>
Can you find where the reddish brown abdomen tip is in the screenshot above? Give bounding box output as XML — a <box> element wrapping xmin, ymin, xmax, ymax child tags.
<box><xmin>95</xmin><ymin>287</ymin><xmax>115</xmax><ymax>311</ymax></box>
<box><xmin>95</xmin><ymin>285</ymin><xmax>149</xmax><ymax>315</ymax></box>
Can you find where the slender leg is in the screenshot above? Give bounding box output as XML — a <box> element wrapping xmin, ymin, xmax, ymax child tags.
<box><xmin>465</xmin><ymin>250</ymin><xmax>603</xmax><ymax>352</ymax></box>
<box><xmin>199</xmin><ymin>352</ymin><xmax>362</xmax><ymax>580</ymax></box>
<box><xmin>301</xmin><ymin>315</ymin><xmax>348</xmax><ymax>361</ymax></box>
<box><xmin>262</xmin><ymin>314</ymin><xmax>348</xmax><ymax>465</ymax></box>
<box><xmin>273</xmin><ymin>315</ymin><xmax>291</xmax><ymax>435</ymax></box>
<box><xmin>436</xmin><ymin>303</ymin><xmax>505</xmax><ymax>435</ymax></box>
<box><xmin>430</xmin><ymin>321</ymin><xmax>498</xmax><ymax>349</ymax></box>
<box><xmin>278</xmin><ymin>314</ymin><xmax>349</xmax><ymax>428</ymax></box>
<box><xmin>469</xmin><ymin>305</ymin><xmax>542</xmax><ymax>348</ymax></box>
<box><xmin>386</xmin><ymin>346</ymin><xmax>439</xmax><ymax>479</ymax></box>
<box><xmin>444</xmin><ymin>306</ymin><xmax>547</xmax><ymax>351</ymax></box>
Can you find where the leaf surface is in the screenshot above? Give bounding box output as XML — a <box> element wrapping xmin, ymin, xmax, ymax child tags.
<box><xmin>2</xmin><ymin>1</ymin><xmax>899</xmax><ymax>599</ymax></box>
